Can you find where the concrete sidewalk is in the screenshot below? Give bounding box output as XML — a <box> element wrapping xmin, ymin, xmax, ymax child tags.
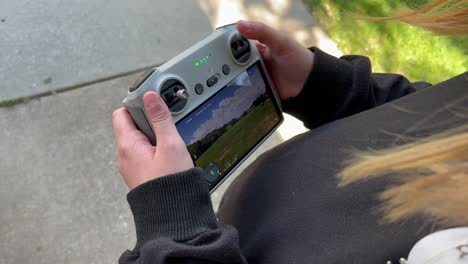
<box><xmin>0</xmin><ymin>0</ymin><xmax>212</xmax><ymax>102</ymax></box>
<box><xmin>0</xmin><ymin>0</ymin><xmax>341</xmax><ymax>103</ymax></box>
<box><xmin>0</xmin><ymin>1</ymin><xmax>336</xmax><ymax>263</ymax></box>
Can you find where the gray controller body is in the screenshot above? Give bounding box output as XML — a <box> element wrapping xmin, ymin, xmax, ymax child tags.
<box><xmin>122</xmin><ymin>24</ymin><xmax>283</xmax><ymax>191</ymax></box>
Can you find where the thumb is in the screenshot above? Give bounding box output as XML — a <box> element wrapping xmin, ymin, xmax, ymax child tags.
<box><xmin>143</xmin><ymin>91</ymin><xmax>179</xmax><ymax>146</ymax></box>
<box><xmin>237</xmin><ymin>20</ymin><xmax>286</xmax><ymax>51</ymax></box>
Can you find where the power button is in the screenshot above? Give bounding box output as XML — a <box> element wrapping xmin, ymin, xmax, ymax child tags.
<box><xmin>207</xmin><ymin>74</ymin><xmax>220</xmax><ymax>87</ymax></box>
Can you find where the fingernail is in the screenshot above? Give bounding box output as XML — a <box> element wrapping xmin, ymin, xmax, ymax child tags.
<box><xmin>239</xmin><ymin>20</ymin><xmax>252</xmax><ymax>32</ymax></box>
<box><xmin>145</xmin><ymin>92</ymin><xmax>162</xmax><ymax>112</ymax></box>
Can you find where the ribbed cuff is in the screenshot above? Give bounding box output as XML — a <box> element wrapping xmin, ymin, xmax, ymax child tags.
<box><xmin>282</xmin><ymin>47</ymin><xmax>354</xmax><ymax>128</ymax></box>
<box><xmin>127</xmin><ymin>167</ymin><xmax>217</xmax><ymax>249</ymax></box>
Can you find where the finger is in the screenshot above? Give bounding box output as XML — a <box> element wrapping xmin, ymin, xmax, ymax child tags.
<box><xmin>112</xmin><ymin>107</ymin><xmax>151</xmax><ymax>150</ymax></box>
<box><xmin>237</xmin><ymin>20</ymin><xmax>287</xmax><ymax>51</ymax></box>
<box><xmin>112</xmin><ymin>108</ymin><xmax>137</xmax><ymax>142</ymax></box>
<box><xmin>143</xmin><ymin>91</ymin><xmax>180</xmax><ymax>147</ymax></box>
<box><xmin>255</xmin><ymin>42</ymin><xmax>272</xmax><ymax>61</ymax></box>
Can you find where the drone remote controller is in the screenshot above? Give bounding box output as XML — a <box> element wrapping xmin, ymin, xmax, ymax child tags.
<box><xmin>123</xmin><ymin>24</ymin><xmax>283</xmax><ymax>191</ymax></box>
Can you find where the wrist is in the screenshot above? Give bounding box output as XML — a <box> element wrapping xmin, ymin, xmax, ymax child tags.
<box><xmin>282</xmin><ymin>47</ymin><xmax>354</xmax><ymax>128</ymax></box>
<box><xmin>291</xmin><ymin>48</ymin><xmax>315</xmax><ymax>98</ymax></box>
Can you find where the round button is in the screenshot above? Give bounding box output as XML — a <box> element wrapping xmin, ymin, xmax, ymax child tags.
<box><xmin>195</xmin><ymin>83</ymin><xmax>204</xmax><ymax>95</ymax></box>
<box><xmin>205</xmin><ymin>162</ymin><xmax>221</xmax><ymax>183</ymax></box>
<box><xmin>222</xmin><ymin>64</ymin><xmax>230</xmax><ymax>75</ymax></box>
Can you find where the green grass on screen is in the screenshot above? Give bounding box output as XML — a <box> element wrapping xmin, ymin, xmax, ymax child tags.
<box><xmin>194</xmin><ymin>99</ymin><xmax>279</xmax><ymax>174</ymax></box>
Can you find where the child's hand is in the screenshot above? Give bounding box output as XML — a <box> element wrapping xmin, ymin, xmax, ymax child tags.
<box><xmin>112</xmin><ymin>92</ymin><xmax>193</xmax><ymax>190</ymax></box>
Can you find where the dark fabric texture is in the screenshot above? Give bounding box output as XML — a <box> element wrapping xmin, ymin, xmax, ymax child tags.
<box><xmin>282</xmin><ymin>48</ymin><xmax>418</xmax><ymax>128</ymax></box>
<box><xmin>119</xmin><ymin>47</ymin><xmax>468</xmax><ymax>263</ymax></box>
<box><xmin>218</xmin><ymin>73</ymin><xmax>466</xmax><ymax>263</ymax></box>
<box><xmin>126</xmin><ymin>168</ymin><xmax>218</xmax><ymax>248</ymax></box>
<box><xmin>120</xmin><ymin>226</ymin><xmax>246</xmax><ymax>264</ymax></box>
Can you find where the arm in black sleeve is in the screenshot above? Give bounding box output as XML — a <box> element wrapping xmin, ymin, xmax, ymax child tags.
<box><xmin>119</xmin><ymin>168</ymin><xmax>247</xmax><ymax>264</ymax></box>
<box><xmin>282</xmin><ymin>47</ymin><xmax>431</xmax><ymax>128</ymax></box>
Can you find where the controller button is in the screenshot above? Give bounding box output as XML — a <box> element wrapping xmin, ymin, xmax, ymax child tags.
<box><xmin>222</xmin><ymin>64</ymin><xmax>230</xmax><ymax>75</ymax></box>
<box><xmin>160</xmin><ymin>79</ymin><xmax>188</xmax><ymax>112</ymax></box>
<box><xmin>195</xmin><ymin>83</ymin><xmax>204</xmax><ymax>95</ymax></box>
<box><xmin>230</xmin><ymin>33</ymin><xmax>251</xmax><ymax>64</ymax></box>
<box><xmin>207</xmin><ymin>74</ymin><xmax>219</xmax><ymax>87</ymax></box>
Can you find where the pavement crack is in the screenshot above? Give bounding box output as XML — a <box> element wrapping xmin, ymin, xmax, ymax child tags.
<box><xmin>0</xmin><ymin>63</ymin><xmax>162</xmax><ymax>108</ymax></box>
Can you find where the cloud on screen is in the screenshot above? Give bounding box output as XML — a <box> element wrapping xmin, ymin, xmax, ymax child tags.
<box><xmin>189</xmin><ymin>71</ymin><xmax>266</xmax><ymax>144</ymax></box>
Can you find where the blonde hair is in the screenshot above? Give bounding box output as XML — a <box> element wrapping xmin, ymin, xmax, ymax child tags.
<box><xmin>337</xmin><ymin>0</ymin><xmax>468</xmax><ymax>226</ymax></box>
<box><xmin>338</xmin><ymin>126</ymin><xmax>468</xmax><ymax>225</ymax></box>
<box><xmin>347</xmin><ymin>0</ymin><xmax>468</xmax><ymax>35</ymax></box>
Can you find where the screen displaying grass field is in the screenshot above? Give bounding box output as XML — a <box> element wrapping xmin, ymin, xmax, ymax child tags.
<box><xmin>176</xmin><ymin>62</ymin><xmax>281</xmax><ymax>188</ymax></box>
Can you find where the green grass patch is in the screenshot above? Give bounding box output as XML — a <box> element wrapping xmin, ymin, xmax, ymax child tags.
<box><xmin>0</xmin><ymin>99</ymin><xmax>21</xmax><ymax>107</ymax></box>
<box><xmin>0</xmin><ymin>98</ymin><xmax>31</xmax><ymax>107</ymax></box>
<box><xmin>304</xmin><ymin>0</ymin><xmax>467</xmax><ymax>84</ymax></box>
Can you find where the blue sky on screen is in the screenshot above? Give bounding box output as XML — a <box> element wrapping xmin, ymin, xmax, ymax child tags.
<box><xmin>177</xmin><ymin>64</ymin><xmax>266</xmax><ymax>145</ymax></box>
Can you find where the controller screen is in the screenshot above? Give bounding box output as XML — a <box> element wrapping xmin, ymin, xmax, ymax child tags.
<box><xmin>176</xmin><ymin>61</ymin><xmax>281</xmax><ymax>188</ymax></box>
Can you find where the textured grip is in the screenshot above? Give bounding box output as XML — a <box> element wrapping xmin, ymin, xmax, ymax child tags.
<box><xmin>126</xmin><ymin>106</ymin><xmax>156</xmax><ymax>145</ymax></box>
